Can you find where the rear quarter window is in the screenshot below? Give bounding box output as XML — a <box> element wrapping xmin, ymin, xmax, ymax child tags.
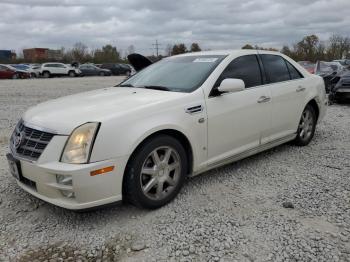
<box><xmin>285</xmin><ymin>60</ymin><xmax>303</xmax><ymax>80</ymax></box>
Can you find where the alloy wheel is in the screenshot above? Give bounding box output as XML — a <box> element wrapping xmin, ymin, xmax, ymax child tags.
<box><xmin>140</xmin><ymin>146</ymin><xmax>181</xmax><ymax>200</ymax></box>
<box><xmin>298</xmin><ymin>109</ymin><xmax>314</xmax><ymax>141</ymax></box>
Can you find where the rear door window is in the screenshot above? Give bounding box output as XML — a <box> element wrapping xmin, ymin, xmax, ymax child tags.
<box><xmin>260</xmin><ymin>54</ymin><xmax>290</xmax><ymax>83</ymax></box>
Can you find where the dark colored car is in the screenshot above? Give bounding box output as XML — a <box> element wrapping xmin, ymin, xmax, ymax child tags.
<box><xmin>329</xmin><ymin>72</ymin><xmax>350</xmax><ymax>102</ymax></box>
<box><xmin>100</xmin><ymin>63</ymin><xmax>131</xmax><ymax>76</ymax></box>
<box><xmin>0</xmin><ymin>64</ymin><xmax>30</xmax><ymax>79</ymax></box>
<box><xmin>79</xmin><ymin>64</ymin><xmax>111</xmax><ymax>76</ymax></box>
<box><xmin>315</xmin><ymin>61</ymin><xmax>346</xmax><ymax>93</ymax></box>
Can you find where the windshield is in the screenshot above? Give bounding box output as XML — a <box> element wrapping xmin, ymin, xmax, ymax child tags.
<box><xmin>120</xmin><ymin>55</ymin><xmax>226</xmax><ymax>92</ymax></box>
<box><xmin>12</xmin><ymin>65</ymin><xmax>29</xmax><ymax>70</ymax></box>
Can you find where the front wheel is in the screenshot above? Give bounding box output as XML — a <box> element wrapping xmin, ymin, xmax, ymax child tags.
<box><xmin>12</xmin><ymin>73</ymin><xmax>19</xmax><ymax>79</ymax></box>
<box><xmin>123</xmin><ymin>135</ymin><xmax>188</xmax><ymax>209</ymax></box>
<box><xmin>293</xmin><ymin>105</ymin><xmax>317</xmax><ymax>146</ymax></box>
<box><xmin>42</xmin><ymin>71</ymin><xmax>50</xmax><ymax>78</ymax></box>
<box><xmin>68</xmin><ymin>71</ymin><xmax>76</xmax><ymax>77</ymax></box>
<box><xmin>99</xmin><ymin>71</ymin><xmax>105</xmax><ymax>76</ymax></box>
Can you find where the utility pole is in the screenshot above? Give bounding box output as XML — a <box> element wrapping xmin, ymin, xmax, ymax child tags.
<box><xmin>152</xmin><ymin>40</ymin><xmax>161</xmax><ymax>57</ymax></box>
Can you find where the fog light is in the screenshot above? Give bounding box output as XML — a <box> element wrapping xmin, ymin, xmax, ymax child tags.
<box><xmin>60</xmin><ymin>190</ymin><xmax>75</xmax><ymax>198</ymax></box>
<box><xmin>56</xmin><ymin>174</ymin><xmax>72</xmax><ymax>186</ymax></box>
<box><xmin>56</xmin><ymin>175</ymin><xmax>74</xmax><ymax>198</ymax></box>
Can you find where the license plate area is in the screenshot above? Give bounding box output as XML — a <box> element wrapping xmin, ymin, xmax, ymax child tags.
<box><xmin>7</xmin><ymin>153</ymin><xmax>21</xmax><ymax>180</ymax></box>
<box><xmin>6</xmin><ymin>153</ymin><xmax>37</xmax><ymax>190</ymax></box>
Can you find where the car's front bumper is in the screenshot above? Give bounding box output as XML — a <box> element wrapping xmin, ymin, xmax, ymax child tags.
<box><xmin>9</xmin><ymin>154</ymin><xmax>128</xmax><ymax>210</ymax></box>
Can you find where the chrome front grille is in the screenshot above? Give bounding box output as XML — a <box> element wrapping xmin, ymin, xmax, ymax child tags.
<box><xmin>10</xmin><ymin>120</ymin><xmax>55</xmax><ymax>161</ymax></box>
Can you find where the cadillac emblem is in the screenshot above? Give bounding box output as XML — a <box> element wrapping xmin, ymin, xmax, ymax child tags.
<box><xmin>13</xmin><ymin>131</ymin><xmax>25</xmax><ymax>149</ymax></box>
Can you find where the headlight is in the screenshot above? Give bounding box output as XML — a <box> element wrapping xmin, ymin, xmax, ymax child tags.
<box><xmin>60</xmin><ymin>122</ymin><xmax>100</xmax><ymax>164</ymax></box>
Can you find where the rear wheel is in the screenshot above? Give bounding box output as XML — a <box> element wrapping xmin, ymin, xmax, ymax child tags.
<box><xmin>123</xmin><ymin>135</ymin><xmax>188</xmax><ymax>209</ymax></box>
<box><xmin>293</xmin><ymin>105</ymin><xmax>317</xmax><ymax>146</ymax></box>
<box><xmin>30</xmin><ymin>73</ymin><xmax>36</xmax><ymax>78</ymax></box>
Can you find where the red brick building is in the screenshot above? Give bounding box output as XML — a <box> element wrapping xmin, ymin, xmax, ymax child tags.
<box><xmin>23</xmin><ymin>48</ymin><xmax>48</xmax><ymax>62</ymax></box>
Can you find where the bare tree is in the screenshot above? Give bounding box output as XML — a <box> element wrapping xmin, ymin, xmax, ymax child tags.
<box><xmin>327</xmin><ymin>35</ymin><xmax>350</xmax><ymax>60</ymax></box>
<box><xmin>71</xmin><ymin>42</ymin><xmax>89</xmax><ymax>62</ymax></box>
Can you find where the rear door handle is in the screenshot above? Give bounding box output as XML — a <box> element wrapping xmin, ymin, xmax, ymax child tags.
<box><xmin>296</xmin><ymin>86</ymin><xmax>306</xmax><ymax>92</ymax></box>
<box><xmin>257</xmin><ymin>96</ymin><xmax>271</xmax><ymax>103</ymax></box>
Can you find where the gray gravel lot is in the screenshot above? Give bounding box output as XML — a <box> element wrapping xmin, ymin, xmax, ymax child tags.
<box><xmin>0</xmin><ymin>77</ymin><xmax>350</xmax><ymax>262</ymax></box>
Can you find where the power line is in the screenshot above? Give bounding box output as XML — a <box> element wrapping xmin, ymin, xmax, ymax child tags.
<box><xmin>152</xmin><ymin>40</ymin><xmax>162</xmax><ymax>56</ymax></box>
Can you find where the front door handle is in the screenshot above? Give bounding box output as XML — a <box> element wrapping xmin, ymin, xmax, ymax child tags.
<box><xmin>296</xmin><ymin>86</ymin><xmax>306</xmax><ymax>92</ymax></box>
<box><xmin>257</xmin><ymin>96</ymin><xmax>271</xmax><ymax>103</ymax></box>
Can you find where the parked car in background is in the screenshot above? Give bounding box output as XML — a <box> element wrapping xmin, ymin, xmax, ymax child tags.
<box><xmin>100</xmin><ymin>63</ymin><xmax>131</xmax><ymax>76</ymax></box>
<box><xmin>7</xmin><ymin>50</ymin><xmax>327</xmax><ymax>210</ymax></box>
<box><xmin>298</xmin><ymin>61</ymin><xmax>315</xmax><ymax>74</ymax></box>
<box><xmin>315</xmin><ymin>61</ymin><xmax>346</xmax><ymax>93</ymax></box>
<box><xmin>123</xmin><ymin>64</ymin><xmax>136</xmax><ymax>75</ymax></box>
<box><xmin>0</xmin><ymin>64</ymin><xmax>30</xmax><ymax>79</ymax></box>
<box><xmin>79</xmin><ymin>64</ymin><xmax>111</xmax><ymax>76</ymax></box>
<box><xmin>39</xmin><ymin>63</ymin><xmax>81</xmax><ymax>78</ymax></box>
<box><xmin>11</xmin><ymin>64</ymin><xmax>39</xmax><ymax>78</ymax></box>
<box><xmin>333</xmin><ymin>59</ymin><xmax>350</xmax><ymax>69</ymax></box>
<box><xmin>328</xmin><ymin>71</ymin><xmax>350</xmax><ymax>102</ymax></box>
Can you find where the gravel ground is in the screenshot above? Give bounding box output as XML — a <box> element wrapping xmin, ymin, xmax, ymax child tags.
<box><xmin>0</xmin><ymin>77</ymin><xmax>350</xmax><ymax>262</ymax></box>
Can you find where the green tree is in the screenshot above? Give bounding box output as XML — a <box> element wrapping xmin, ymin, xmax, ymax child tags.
<box><xmin>171</xmin><ymin>43</ymin><xmax>187</xmax><ymax>55</ymax></box>
<box><xmin>295</xmin><ymin>35</ymin><xmax>320</xmax><ymax>61</ymax></box>
<box><xmin>190</xmin><ymin>43</ymin><xmax>201</xmax><ymax>52</ymax></box>
<box><xmin>242</xmin><ymin>44</ymin><xmax>254</xmax><ymax>49</ymax></box>
<box><xmin>93</xmin><ymin>44</ymin><xmax>121</xmax><ymax>63</ymax></box>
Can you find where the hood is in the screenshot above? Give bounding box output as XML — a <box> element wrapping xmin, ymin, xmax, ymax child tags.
<box><xmin>127</xmin><ymin>53</ymin><xmax>153</xmax><ymax>71</ymax></box>
<box><xmin>23</xmin><ymin>87</ymin><xmax>185</xmax><ymax>135</ymax></box>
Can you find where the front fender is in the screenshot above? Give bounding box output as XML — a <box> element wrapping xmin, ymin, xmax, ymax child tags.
<box><xmin>89</xmin><ymin>110</ymin><xmax>207</xmax><ymax>171</ymax></box>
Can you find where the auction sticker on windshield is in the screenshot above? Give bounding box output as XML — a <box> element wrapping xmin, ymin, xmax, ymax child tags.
<box><xmin>193</xmin><ymin>58</ymin><xmax>218</xmax><ymax>63</ymax></box>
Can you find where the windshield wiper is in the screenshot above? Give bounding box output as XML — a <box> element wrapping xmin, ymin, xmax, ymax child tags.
<box><xmin>119</xmin><ymin>83</ymin><xmax>134</xmax><ymax>87</ymax></box>
<box><xmin>142</xmin><ymin>85</ymin><xmax>170</xmax><ymax>91</ymax></box>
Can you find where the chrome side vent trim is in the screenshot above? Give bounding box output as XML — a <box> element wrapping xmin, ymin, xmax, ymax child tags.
<box><xmin>186</xmin><ymin>105</ymin><xmax>203</xmax><ymax>114</ymax></box>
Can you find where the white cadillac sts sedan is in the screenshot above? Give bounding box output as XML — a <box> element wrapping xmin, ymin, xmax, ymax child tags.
<box><xmin>7</xmin><ymin>50</ymin><xmax>327</xmax><ymax>210</ymax></box>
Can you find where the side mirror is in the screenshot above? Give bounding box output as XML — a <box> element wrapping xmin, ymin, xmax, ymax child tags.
<box><xmin>217</xmin><ymin>78</ymin><xmax>245</xmax><ymax>93</ymax></box>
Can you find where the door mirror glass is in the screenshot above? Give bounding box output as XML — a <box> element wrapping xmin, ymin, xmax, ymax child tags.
<box><xmin>217</xmin><ymin>78</ymin><xmax>245</xmax><ymax>93</ymax></box>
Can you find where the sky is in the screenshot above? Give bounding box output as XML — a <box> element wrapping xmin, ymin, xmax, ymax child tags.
<box><xmin>0</xmin><ymin>0</ymin><xmax>349</xmax><ymax>56</ymax></box>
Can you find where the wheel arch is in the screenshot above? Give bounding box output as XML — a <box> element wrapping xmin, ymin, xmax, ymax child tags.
<box><xmin>122</xmin><ymin>128</ymin><xmax>194</xmax><ymax>196</ymax></box>
<box><xmin>306</xmin><ymin>98</ymin><xmax>320</xmax><ymax>121</ymax></box>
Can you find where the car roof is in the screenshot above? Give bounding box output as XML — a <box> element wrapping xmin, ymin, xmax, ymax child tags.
<box><xmin>174</xmin><ymin>49</ymin><xmax>282</xmax><ymax>57</ymax></box>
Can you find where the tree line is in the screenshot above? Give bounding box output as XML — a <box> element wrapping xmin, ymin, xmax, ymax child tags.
<box><xmin>242</xmin><ymin>34</ymin><xmax>350</xmax><ymax>62</ymax></box>
<box><xmin>10</xmin><ymin>34</ymin><xmax>349</xmax><ymax>64</ymax></box>
<box><xmin>11</xmin><ymin>42</ymin><xmax>202</xmax><ymax>64</ymax></box>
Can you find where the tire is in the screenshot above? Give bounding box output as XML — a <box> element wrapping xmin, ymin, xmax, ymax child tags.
<box><xmin>123</xmin><ymin>135</ymin><xmax>188</xmax><ymax>209</ymax></box>
<box><xmin>293</xmin><ymin>104</ymin><xmax>317</xmax><ymax>146</ymax></box>
<box><xmin>126</xmin><ymin>70</ymin><xmax>131</xmax><ymax>76</ymax></box>
<box><xmin>68</xmin><ymin>71</ymin><xmax>76</xmax><ymax>77</ymax></box>
<box><xmin>42</xmin><ymin>71</ymin><xmax>50</xmax><ymax>78</ymax></box>
<box><xmin>12</xmin><ymin>73</ymin><xmax>19</xmax><ymax>79</ymax></box>
<box><xmin>99</xmin><ymin>71</ymin><xmax>105</xmax><ymax>76</ymax></box>
<box><xmin>30</xmin><ymin>73</ymin><xmax>36</xmax><ymax>78</ymax></box>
